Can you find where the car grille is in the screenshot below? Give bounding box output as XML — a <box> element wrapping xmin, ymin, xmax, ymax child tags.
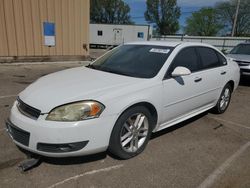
<box><xmin>6</xmin><ymin>120</ymin><xmax>30</xmax><ymax>146</ymax></box>
<box><xmin>241</xmin><ymin>68</ymin><xmax>250</xmax><ymax>73</ymax></box>
<box><xmin>17</xmin><ymin>97</ymin><xmax>41</xmax><ymax>119</ymax></box>
<box><xmin>235</xmin><ymin>60</ymin><xmax>250</xmax><ymax>66</ymax></box>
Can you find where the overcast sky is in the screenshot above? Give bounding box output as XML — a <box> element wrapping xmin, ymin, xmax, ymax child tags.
<box><xmin>124</xmin><ymin>0</ymin><xmax>228</xmax><ymax>32</ymax></box>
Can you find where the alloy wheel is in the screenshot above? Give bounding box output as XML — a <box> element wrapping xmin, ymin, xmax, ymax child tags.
<box><xmin>120</xmin><ymin>113</ymin><xmax>149</xmax><ymax>153</ymax></box>
<box><xmin>220</xmin><ymin>88</ymin><xmax>231</xmax><ymax>111</ymax></box>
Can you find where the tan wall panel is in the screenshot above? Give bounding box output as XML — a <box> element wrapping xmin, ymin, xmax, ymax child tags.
<box><xmin>22</xmin><ymin>0</ymin><xmax>34</xmax><ymax>55</ymax></box>
<box><xmin>31</xmin><ymin>0</ymin><xmax>42</xmax><ymax>56</ymax></box>
<box><xmin>13</xmin><ymin>0</ymin><xmax>26</xmax><ymax>56</ymax></box>
<box><xmin>68</xmin><ymin>0</ymin><xmax>75</xmax><ymax>55</ymax></box>
<box><xmin>4</xmin><ymin>0</ymin><xmax>17</xmax><ymax>56</ymax></box>
<box><xmin>62</xmin><ymin>0</ymin><xmax>69</xmax><ymax>55</ymax></box>
<box><xmin>86</xmin><ymin>0</ymin><xmax>90</xmax><ymax>55</ymax></box>
<box><xmin>80</xmin><ymin>0</ymin><xmax>85</xmax><ymax>55</ymax></box>
<box><xmin>0</xmin><ymin>0</ymin><xmax>8</xmax><ymax>56</ymax></box>
<box><xmin>54</xmin><ymin>0</ymin><xmax>63</xmax><ymax>55</ymax></box>
<box><xmin>47</xmin><ymin>0</ymin><xmax>56</xmax><ymax>55</ymax></box>
<box><xmin>81</xmin><ymin>0</ymin><xmax>89</xmax><ymax>55</ymax></box>
<box><xmin>0</xmin><ymin>0</ymin><xmax>89</xmax><ymax>57</ymax></box>
<box><xmin>74</xmin><ymin>0</ymin><xmax>81</xmax><ymax>55</ymax></box>
<box><xmin>39</xmin><ymin>0</ymin><xmax>49</xmax><ymax>56</ymax></box>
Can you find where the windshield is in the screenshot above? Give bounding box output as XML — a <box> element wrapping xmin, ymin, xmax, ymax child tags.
<box><xmin>87</xmin><ymin>45</ymin><xmax>174</xmax><ymax>78</ymax></box>
<box><xmin>230</xmin><ymin>44</ymin><xmax>250</xmax><ymax>55</ymax></box>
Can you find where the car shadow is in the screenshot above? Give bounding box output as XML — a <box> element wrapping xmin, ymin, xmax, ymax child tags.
<box><xmin>18</xmin><ymin>146</ymin><xmax>107</xmax><ymax>166</ymax></box>
<box><xmin>151</xmin><ymin>111</ymin><xmax>208</xmax><ymax>140</ymax></box>
<box><xmin>239</xmin><ymin>76</ymin><xmax>250</xmax><ymax>86</ymax></box>
<box><xmin>42</xmin><ymin>152</ymin><xmax>107</xmax><ymax>165</ymax></box>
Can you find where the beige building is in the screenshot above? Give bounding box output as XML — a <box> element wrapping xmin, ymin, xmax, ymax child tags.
<box><xmin>0</xmin><ymin>0</ymin><xmax>89</xmax><ymax>60</ymax></box>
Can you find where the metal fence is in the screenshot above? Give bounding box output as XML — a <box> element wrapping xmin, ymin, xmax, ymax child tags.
<box><xmin>151</xmin><ymin>35</ymin><xmax>250</xmax><ymax>52</ymax></box>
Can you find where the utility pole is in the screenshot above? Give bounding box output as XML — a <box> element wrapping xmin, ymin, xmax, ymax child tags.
<box><xmin>231</xmin><ymin>0</ymin><xmax>241</xmax><ymax>37</ymax></box>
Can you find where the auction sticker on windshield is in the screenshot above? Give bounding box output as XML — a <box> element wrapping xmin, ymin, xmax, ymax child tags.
<box><xmin>149</xmin><ymin>48</ymin><xmax>170</xmax><ymax>54</ymax></box>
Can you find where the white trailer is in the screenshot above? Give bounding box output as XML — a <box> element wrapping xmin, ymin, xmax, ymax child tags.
<box><xmin>90</xmin><ymin>23</ymin><xmax>152</xmax><ymax>48</ymax></box>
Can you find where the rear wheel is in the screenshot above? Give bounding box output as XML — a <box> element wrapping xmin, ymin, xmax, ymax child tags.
<box><xmin>109</xmin><ymin>106</ymin><xmax>153</xmax><ymax>159</ymax></box>
<box><xmin>213</xmin><ymin>84</ymin><xmax>232</xmax><ymax>114</ymax></box>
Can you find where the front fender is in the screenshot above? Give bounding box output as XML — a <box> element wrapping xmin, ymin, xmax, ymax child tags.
<box><xmin>102</xmin><ymin>83</ymin><xmax>164</xmax><ymax>130</ymax></box>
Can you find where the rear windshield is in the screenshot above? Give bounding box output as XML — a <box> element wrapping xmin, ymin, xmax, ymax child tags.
<box><xmin>230</xmin><ymin>44</ymin><xmax>250</xmax><ymax>55</ymax></box>
<box><xmin>88</xmin><ymin>45</ymin><xmax>174</xmax><ymax>78</ymax></box>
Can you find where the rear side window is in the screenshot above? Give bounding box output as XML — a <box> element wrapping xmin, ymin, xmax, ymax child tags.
<box><xmin>168</xmin><ymin>47</ymin><xmax>199</xmax><ymax>75</ymax></box>
<box><xmin>197</xmin><ymin>47</ymin><xmax>221</xmax><ymax>69</ymax></box>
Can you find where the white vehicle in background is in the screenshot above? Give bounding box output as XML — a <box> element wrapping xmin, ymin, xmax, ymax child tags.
<box><xmin>227</xmin><ymin>42</ymin><xmax>250</xmax><ymax>76</ymax></box>
<box><xmin>90</xmin><ymin>23</ymin><xmax>152</xmax><ymax>48</ymax></box>
<box><xmin>6</xmin><ymin>42</ymin><xmax>240</xmax><ymax>159</ymax></box>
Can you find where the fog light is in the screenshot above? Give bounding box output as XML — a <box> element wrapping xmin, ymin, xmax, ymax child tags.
<box><xmin>37</xmin><ymin>141</ymin><xmax>89</xmax><ymax>153</ymax></box>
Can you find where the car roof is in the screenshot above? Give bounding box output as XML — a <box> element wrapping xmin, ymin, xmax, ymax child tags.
<box><xmin>125</xmin><ymin>41</ymin><xmax>214</xmax><ymax>48</ymax></box>
<box><xmin>126</xmin><ymin>41</ymin><xmax>181</xmax><ymax>47</ymax></box>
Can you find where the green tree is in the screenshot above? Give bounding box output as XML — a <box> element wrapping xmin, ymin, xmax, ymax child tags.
<box><xmin>90</xmin><ymin>0</ymin><xmax>133</xmax><ymax>24</ymax></box>
<box><xmin>185</xmin><ymin>8</ymin><xmax>222</xmax><ymax>36</ymax></box>
<box><xmin>215</xmin><ymin>0</ymin><xmax>250</xmax><ymax>36</ymax></box>
<box><xmin>144</xmin><ymin>0</ymin><xmax>181</xmax><ymax>35</ymax></box>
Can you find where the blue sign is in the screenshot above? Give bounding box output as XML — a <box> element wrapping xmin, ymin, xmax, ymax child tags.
<box><xmin>43</xmin><ymin>22</ymin><xmax>55</xmax><ymax>36</ymax></box>
<box><xmin>43</xmin><ymin>22</ymin><xmax>55</xmax><ymax>46</ymax></box>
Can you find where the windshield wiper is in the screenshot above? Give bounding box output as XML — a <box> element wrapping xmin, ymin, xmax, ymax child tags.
<box><xmin>86</xmin><ymin>64</ymin><xmax>133</xmax><ymax>77</ymax></box>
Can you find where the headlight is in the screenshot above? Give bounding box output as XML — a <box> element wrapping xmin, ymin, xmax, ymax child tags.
<box><xmin>46</xmin><ymin>101</ymin><xmax>105</xmax><ymax>121</ymax></box>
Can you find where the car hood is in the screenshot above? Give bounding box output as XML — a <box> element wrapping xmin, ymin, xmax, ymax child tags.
<box><xmin>19</xmin><ymin>67</ymin><xmax>144</xmax><ymax>113</ymax></box>
<box><xmin>227</xmin><ymin>54</ymin><xmax>250</xmax><ymax>63</ymax></box>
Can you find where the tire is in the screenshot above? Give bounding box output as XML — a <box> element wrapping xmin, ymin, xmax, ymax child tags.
<box><xmin>108</xmin><ymin>106</ymin><xmax>153</xmax><ymax>159</ymax></box>
<box><xmin>213</xmin><ymin>83</ymin><xmax>232</xmax><ymax>114</ymax></box>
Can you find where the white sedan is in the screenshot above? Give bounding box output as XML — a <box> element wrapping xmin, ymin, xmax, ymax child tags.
<box><xmin>6</xmin><ymin>42</ymin><xmax>240</xmax><ymax>159</ymax></box>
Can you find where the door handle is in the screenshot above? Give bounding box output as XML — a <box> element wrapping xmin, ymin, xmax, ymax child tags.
<box><xmin>194</xmin><ymin>77</ymin><xmax>202</xmax><ymax>82</ymax></box>
<box><xmin>221</xmin><ymin>71</ymin><xmax>227</xmax><ymax>75</ymax></box>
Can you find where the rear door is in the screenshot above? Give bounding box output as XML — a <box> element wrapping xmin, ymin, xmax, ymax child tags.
<box><xmin>196</xmin><ymin>47</ymin><xmax>227</xmax><ymax>104</ymax></box>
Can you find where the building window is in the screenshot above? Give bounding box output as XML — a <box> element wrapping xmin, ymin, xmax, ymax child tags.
<box><xmin>137</xmin><ymin>32</ymin><xmax>144</xmax><ymax>38</ymax></box>
<box><xmin>97</xmin><ymin>30</ymin><xmax>103</xmax><ymax>36</ymax></box>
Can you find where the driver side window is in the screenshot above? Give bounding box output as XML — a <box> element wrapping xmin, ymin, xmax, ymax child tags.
<box><xmin>167</xmin><ymin>47</ymin><xmax>199</xmax><ymax>77</ymax></box>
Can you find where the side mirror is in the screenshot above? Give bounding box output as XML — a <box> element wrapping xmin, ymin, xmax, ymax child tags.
<box><xmin>171</xmin><ymin>66</ymin><xmax>191</xmax><ymax>77</ymax></box>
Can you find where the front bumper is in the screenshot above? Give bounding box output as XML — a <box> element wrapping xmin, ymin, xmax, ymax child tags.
<box><xmin>7</xmin><ymin>101</ymin><xmax>117</xmax><ymax>157</ymax></box>
<box><xmin>239</xmin><ymin>64</ymin><xmax>250</xmax><ymax>76</ymax></box>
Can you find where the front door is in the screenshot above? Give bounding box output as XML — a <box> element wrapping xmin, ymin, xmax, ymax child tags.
<box><xmin>161</xmin><ymin>47</ymin><xmax>205</xmax><ymax>126</ymax></box>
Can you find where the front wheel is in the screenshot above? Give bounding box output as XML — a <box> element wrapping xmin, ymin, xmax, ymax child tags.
<box><xmin>213</xmin><ymin>84</ymin><xmax>232</xmax><ymax>114</ymax></box>
<box><xmin>108</xmin><ymin>106</ymin><xmax>153</xmax><ymax>159</ymax></box>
